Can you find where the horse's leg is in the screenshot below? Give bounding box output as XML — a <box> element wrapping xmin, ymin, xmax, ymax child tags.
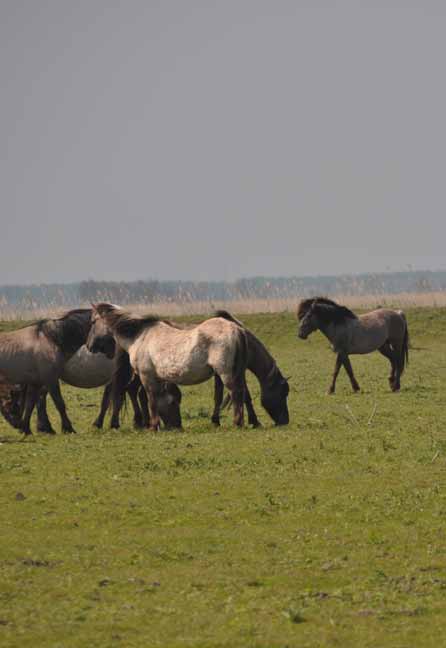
<box><xmin>244</xmin><ymin>382</ymin><xmax>260</xmax><ymax>427</ymax></box>
<box><xmin>138</xmin><ymin>386</ymin><xmax>150</xmax><ymax>427</ymax></box>
<box><xmin>378</xmin><ymin>342</ymin><xmax>397</xmax><ymax>390</ymax></box>
<box><xmin>140</xmin><ymin>376</ymin><xmax>160</xmax><ymax>431</ymax></box>
<box><xmin>222</xmin><ymin>373</ymin><xmax>245</xmax><ymax>427</ymax></box>
<box><xmin>328</xmin><ymin>354</ymin><xmax>343</xmax><ymax>394</ymax></box>
<box><xmin>211</xmin><ymin>375</ymin><xmax>224</xmax><ymax>426</ymax></box>
<box><xmin>390</xmin><ymin>342</ymin><xmax>402</xmax><ymax>392</ymax></box>
<box><xmin>20</xmin><ymin>385</ymin><xmax>40</xmax><ymax>435</ymax></box>
<box><xmin>48</xmin><ymin>382</ymin><xmax>76</xmax><ymax>433</ymax></box>
<box><xmin>342</xmin><ymin>355</ymin><xmax>360</xmax><ymax>392</ymax></box>
<box><xmin>127</xmin><ymin>378</ymin><xmax>144</xmax><ymax>428</ymax></box>
<box><xmin>36</xmin><ymin>389</ymin><xmax>56</xmax><ymax>434</ymax></box>
<box><xmin>94</xmin><ymin>384</ymin><xmax>111</xmax><ymax>429</ymax></box>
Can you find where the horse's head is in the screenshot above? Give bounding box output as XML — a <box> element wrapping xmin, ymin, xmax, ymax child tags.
<box><xmin>158</xmin><ymin>383</ymin><xmax>182</xmax><ymax>429</ymax></box>
<box><xmin>261</xmin><ymin>367</ymin><xmax>290</xmax><ymax>426</ymax></box>
<box><xmin>0</xmin><ymin>382</ymin><xmax>25</xmax><ymax>429</ymax></box>
<box><xmin>297</xmin><ymin>301</ymin><xmax>319</xmax><ymax>340</ymax></box>
<box><xmin>86</xmin><ymin>305</ymin><xmax>116</xmax><ymax>358</ymax></box>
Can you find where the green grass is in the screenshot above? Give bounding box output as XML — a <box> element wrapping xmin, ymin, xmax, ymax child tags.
<box><xmin>2</xmin><ymin>309</ymin><xmax>446</xmax><ymax>647</ymax></box>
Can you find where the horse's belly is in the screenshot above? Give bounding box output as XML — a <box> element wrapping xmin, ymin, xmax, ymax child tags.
<box><xmin>61</xmin><ymin>346</ymin><xmax>113</xmax><ymax>388</ymax></box>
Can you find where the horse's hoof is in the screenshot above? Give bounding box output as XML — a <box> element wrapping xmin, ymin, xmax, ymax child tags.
<box><xmin>93</xmin><ymin>420</ymin><xmax>103</xmax><ymax>429</ymax></box>
<box><xmin>211</xmin><ymin>419</ymin><xmax>220</xmax><ymax>427</ymax></box>
<box><xmin>63</xmin><ymin>428</ymin><xmax>76</xmax><ymax>434</ymax></box>
<box><xmin>251</xmin><ymin>421</ymin><xmax>261</xmax><ymax>428</ymax></box>
<box><xmin>327</xmin><ymin>389</ymin><xmax>335</xmax><ymax>395</ymax></box>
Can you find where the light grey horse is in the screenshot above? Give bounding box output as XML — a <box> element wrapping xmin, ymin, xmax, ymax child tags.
<box><xmin>297</xmin><ymin>297</ymin><xmax>409</xmax><ymax>393</ymax></box>
<box><xmin>86</xmin><ymin>303</ymin><xmax>248</xmax><ymax>430</ymax></box>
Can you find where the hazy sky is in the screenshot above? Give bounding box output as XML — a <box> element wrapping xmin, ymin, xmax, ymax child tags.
<box><xmin>1</xmin><ymin>1</ymin><xmax>445</xmax><ymax>285</ymax></box>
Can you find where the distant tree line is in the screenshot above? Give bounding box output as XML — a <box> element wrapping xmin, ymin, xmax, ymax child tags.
<box><xmin>1</xmin><ymin>271</ymin><xmax>446</xmax><ymax>311</ymax></box>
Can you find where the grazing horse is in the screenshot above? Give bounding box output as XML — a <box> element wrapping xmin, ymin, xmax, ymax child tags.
<box><xmin>212</xmin><ymin>311</ymin><xmax>289</xmax><ymax>426</ymax></box>
<box><xmin>86</xmin><ymin>303</ymin><xmax>248</xmax><ymax>430</ymax></box>
<box><xmin>297</xmin><ymin>297</ymin><xmax>409</xmax><ymax>393</ymax></box>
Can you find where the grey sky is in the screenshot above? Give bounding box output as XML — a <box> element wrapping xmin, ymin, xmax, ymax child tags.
<box><xmin>1</xmin><ymin>1</ymin><xmax>445</xmax><ymax>285</ymax></box>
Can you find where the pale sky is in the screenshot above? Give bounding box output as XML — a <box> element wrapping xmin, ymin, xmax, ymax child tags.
<box><xmin>1</xmin><ymin>1</ymin><xmax>445</xmax><ymax>285</ymax></box>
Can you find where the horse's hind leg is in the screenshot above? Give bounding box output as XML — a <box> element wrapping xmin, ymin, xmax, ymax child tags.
<box><xmin>48</xmin><ymin>382</ymin><xmax>76</xmax><ymax>433</ymax></box>
<box><xmin>20</xmin><ymin>385</ymin><xmax>40</xmax><ymax>435</ymax></box>
<box><xmin>342</xmin><ymin>355</ymin><xmax>360</xmax><ymax>393</ymax></box>
<box><xmin>36</xmin><ymin>390</ymin><xmax>56</xmax><ymax>434</ymax></box>
<box><xmin>378</xmin><ymin>342</ymin><xmax>397</xmax><ymax>391</ymax></box>
<box><xmin>137</xmin><ymin>386</ymin><xmax>150</xmax><ymax>427</ymax></box>
<box><xmin>211</xmin><ymin>375</ymin><xmax>224</xmax><ymax>426</ymax></box>
<box><xmin>328</xmin><ymin>354</ymin><xmax>343</xmax><ymax>394</ymax></box>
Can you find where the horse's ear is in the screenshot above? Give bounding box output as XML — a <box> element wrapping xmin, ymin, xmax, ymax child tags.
<box><xmin>90</xmin><ymin>302</ymin><xmax>98</xmax><ymax>312</ymax></box>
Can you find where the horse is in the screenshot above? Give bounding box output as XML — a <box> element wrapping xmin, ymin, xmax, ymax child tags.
<box><xmin>0</xmin><ymin>308</ymin><xmax>182</xmax><ymax>434</ymax></box>
<box><xmin>212</xmin><ymin>311</ymin><xmax>289</xmax><ymax>426</ymax></box>
<box><xmin>86</xmin><ymin>303</ymin><xmax>248</xmax><ymax>430</ymax></box>
<box><xmin>297</xmin><ymin>297</ymin><xmax>409</xmax><ymax>393</ymax></box>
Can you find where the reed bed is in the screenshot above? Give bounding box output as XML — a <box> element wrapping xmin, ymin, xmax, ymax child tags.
<box><xmin>1</xmin><ymin>291</ymin><xmax>446</xmax><ymax>321</ymax></box>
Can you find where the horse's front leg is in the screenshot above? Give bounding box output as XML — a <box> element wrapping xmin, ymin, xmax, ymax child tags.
<box><xmin>244</xmin><ymin>382</ymin><xmax>260</xmax><ymax>427</ymax></box>
<box><xmin>36</xmin><ymin>389</ymin><xmax>56</xmax><ymax>434</ymax></box>
<box><xmin>94</xmin><ymin>384</ymin><xmax>111</xmax><ymax>429</ymax></box>
<box><xmin>342</xmin><ymin>355</ymin><xmax>360</xmax><ymax>393</ymax></box>
<box><xmin>127</xmin><ymin>378</ymin><xmax>144</xmax><ymax>428</ymax></box>
<box><xmin>211</xmin><ymin>375</ymin><xmax>224</xmax><ymax>426</ymax></box>
<box><xmin>48</xmin><ymin>382</ymin><xmax>76</xmax><ymax>433</ymax></box>
<box><xmin>140</xmin><ymin>376</ymin><xmax>160</xmax><ymax>431</ymax></box>
<box><xmin>20</xmin><ymin>384</ymin><xmax>40</xmax><ymax>435</ymax></box>
<box><xmin>328</xmin><ymin>354</ymin><xmax>343</xmax><ymax>394</ymax></box>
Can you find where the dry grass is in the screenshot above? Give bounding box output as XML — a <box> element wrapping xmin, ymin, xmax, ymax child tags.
<box><xmin>1</xmin><ymin>291</ymin><xmax>446</xmax><ymax>320</ymax></box>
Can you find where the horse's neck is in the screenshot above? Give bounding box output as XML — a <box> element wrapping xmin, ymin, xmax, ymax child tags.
<box><xmin>318</xmin><ymin>321</ymin><xmax>338</xmax><ymax>344</ymax></box>
<box><xmin>247</xmin><ymin>334</ymin><xmax>275</xmax><ymax>383</ymax></box>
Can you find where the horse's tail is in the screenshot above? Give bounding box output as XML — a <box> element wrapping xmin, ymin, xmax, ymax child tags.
<box><xmin>233</xmin><ymin>327</ymin><xmax>248</xmax><ymax>382</ymax></box>
<box><xmin>397</xmin><ymin>310</ymin><xmax>409</xmax><ymax>374</ymax></box>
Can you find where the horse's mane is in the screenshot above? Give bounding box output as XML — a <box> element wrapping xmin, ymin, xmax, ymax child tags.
<box><xmin>214</xmin><ymin>309</ymin><xmax>286</xmax><ymax>386</ymax></box>
<box><xmin>297</xmin><ymin>297</ymin><xmax>357</xmax><ymax>325</ymax></box>
<box><xmin>94</xmin><ymin>303</ymin><xmax>163</xmax><ymax>339</ymax></box>
<box><xmin>36</xmin><ymin>308</ymin><xmax>92</xmax><ymax>354</ymax></box>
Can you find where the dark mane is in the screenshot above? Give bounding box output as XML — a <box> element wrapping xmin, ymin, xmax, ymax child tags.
<box><xmin>214</xmin><ymin>309</ymin><xmax>285</xmax><ymax>384</ymax></box>
<box><xmin>297</xmin><ymin>297</ymin><xmax>357</xmax><ymax>325</ymax></box>
<box><xmin>94</xmin><ymin>303</ymin><xmax>162</xmax><ymax>339</ymax></box>
<box><xmin>36</xmin><ymin>308</ymin><xmax>92</xmax><ymax>353</ymax></box>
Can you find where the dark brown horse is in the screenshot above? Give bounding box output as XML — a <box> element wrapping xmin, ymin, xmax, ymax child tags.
<box><xmin>297</xmin><ymin>297</ymin><xmax>409</xmax><ymax>393</ymax></box>
<box><xmin>211</xmin><ymin>311</ymin><xmax>289</xmax><ymax>426</ymax></box>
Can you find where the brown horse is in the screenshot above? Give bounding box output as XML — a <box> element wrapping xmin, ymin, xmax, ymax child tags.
<box><xmin>212</xmin><ymin>311</ymin><xmax>289</xmax><ymax>426</ymax></box>
<box><xmin>297</xmin><ymin>297</ymin><xmax>409</xmax><ymax>393</ymax></box>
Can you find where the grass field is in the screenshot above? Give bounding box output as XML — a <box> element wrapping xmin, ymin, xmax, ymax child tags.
<box><xmin>1</xmin><ymin>309</ymin><xmax>446</xmax><ymax>647</ymax></box>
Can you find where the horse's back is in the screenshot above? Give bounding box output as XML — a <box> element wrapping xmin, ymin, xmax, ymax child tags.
<box><xmin>0</xmin><ymin>325</ymin><xmax>61</xmax><ymax>384</ymax></box>
<box><xmin>130</xmin><ymin>317</ymin><xmax>242</xmax><ymax>385</ymax></box>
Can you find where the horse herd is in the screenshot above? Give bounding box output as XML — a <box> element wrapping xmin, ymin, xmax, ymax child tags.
<box><xmin>0</xmin><ymin>298</ymin><xmax>409</xmax><ymax>435</ymax></box>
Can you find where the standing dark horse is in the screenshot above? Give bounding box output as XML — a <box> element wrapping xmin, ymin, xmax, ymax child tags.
<box><xmin>297</xmin><ymin>297</ymin><xmax>409</xmax><ymax>393</ymax></box>
<box><xmin>86</xmin><ymin>303</ymin><xmax>248</xmax><ymax>430</ymax></box>
<box><xmin>212</xmin><ymin>311</ymin><xmax>289</xmax><ymax>426</ymax></box>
